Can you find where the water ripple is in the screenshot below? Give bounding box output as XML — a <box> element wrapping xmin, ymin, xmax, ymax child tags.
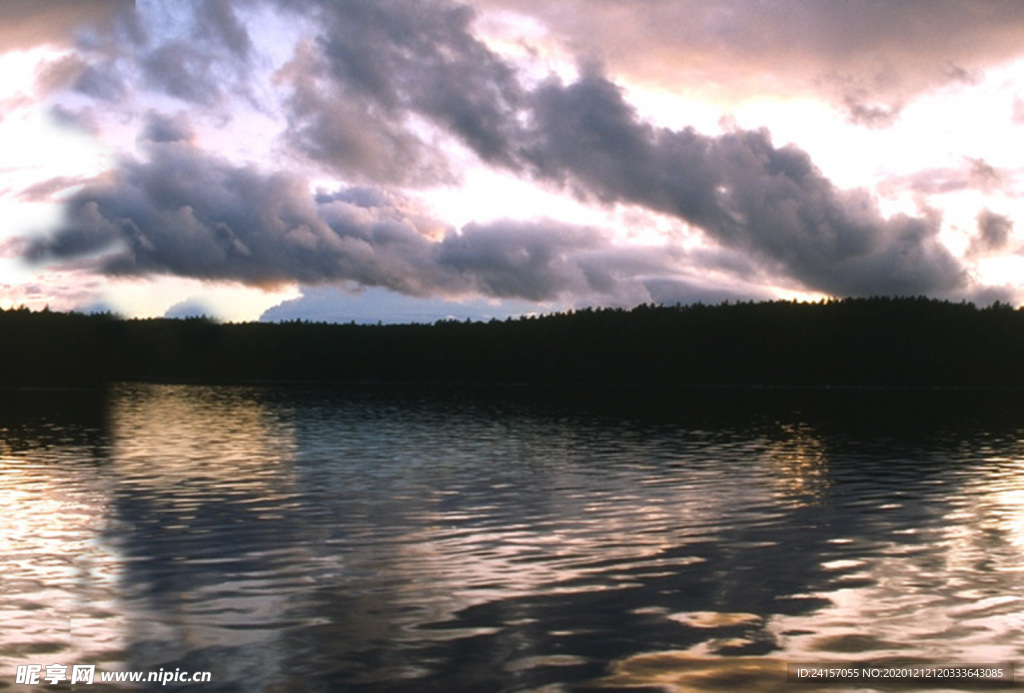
<box><xmin>2</xmin><ymin>385</ymin><xmax>1024</xmax><ymax>691</ymax></box>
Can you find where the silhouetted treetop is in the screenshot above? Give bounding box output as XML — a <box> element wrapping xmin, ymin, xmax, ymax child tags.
<box><xmin>1</xmin><ymin>297</ymin><xmax>1022</xmax><ymax>388</ymax></box>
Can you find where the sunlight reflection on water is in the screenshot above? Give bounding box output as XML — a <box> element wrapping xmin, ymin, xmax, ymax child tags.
<box><xmin>0</xmin><ymin>385</ymin><xmax>1023</xmax><ymax>691</ymax></box>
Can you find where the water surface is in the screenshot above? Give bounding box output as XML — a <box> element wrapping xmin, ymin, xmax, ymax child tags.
<box><xmin>1</xmin><ymin>384</ymin><xmax>1023</xmax><ymax>691</ymax></box>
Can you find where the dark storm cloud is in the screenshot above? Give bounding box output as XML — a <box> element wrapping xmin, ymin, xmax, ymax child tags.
<box><xmin>439</xmin><ymin>220</ymin><xmax>601</xmax><ymax>300</ymax></box>
<box><xmin>521</xmin><ymin>71</ymin><xmax>967</xmax><ymax>296</ymax></box>
<box><xmin>437</xmin><ymin>220</ymin><xmax>675</xmax><ymax>301</ymax></box>
<box><xmin>28</xmin><ymin>139</ymin><xmax>450</xmax><ymax>292</ymax></box>
<box><xmin>28</xmin><ymin>134</ymin><xmax>677</xmax><ymax>303</ymax></box>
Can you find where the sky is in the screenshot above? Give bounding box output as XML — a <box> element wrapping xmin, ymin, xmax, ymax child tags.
<box><xmin>3</xmin><ymin>0</ymin><xmax>1024</xmax><ymax>323</ymax></box>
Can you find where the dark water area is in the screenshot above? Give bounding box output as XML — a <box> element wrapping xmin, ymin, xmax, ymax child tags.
<box><xmin>2</xmin><ymin>384</ymin><xmax>1023</xmax><ymax>691</ymax></box>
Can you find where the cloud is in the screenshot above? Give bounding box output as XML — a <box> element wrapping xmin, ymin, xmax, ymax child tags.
<box><xmin>110</xmin><ymin>0</ymin><xmax>257</xmax><ymax>108</ymax></box>
<box><xmin>260</xmin><ymin>285</ymin><xmax>547</xmax><ymax>324</ymax></box>
<box><xmin>8</xmin><ymin>0</ymin><xmax>135</xmax><ymax>108</ymax></box>
<box><xmin>27</xmin><ymin>130</ymin><xmax>688</xmax><ymax>304</ymax></box>
<box><xmin>272</xmin><ymin>0</ymin><xmax>523</xmax><ymax>184</ymax></box>
<box><xmin>878</xmin><ymin>158</ymin><xmax>1009</xmax><ymax>197</ymax></box>
<box><xmin>970</xmin><ymin>209</ymin><xmax>1014</xmax><ymax>256</ymax></box>
<box><xmin>140</xmin><ymin>110</ymin><xmax>195</xmax><ymax>144</ymax></box>
<box><xmin>520</xmin><ymin>71</ymin><xmax>968</xmax><ymax>296</ymax></box>
<box><xmin>0</xmin><ymin>236</ymin><xmax>31</xmax><ymax>260</ymax></box>
<box><xmin>276</xmin><ymin>39</ymin><xmax>455</xmax><ymax>186</ymax></box>
<box><xmin>164</xmin><ymin>298</ymin><xmax>216</xmax><ymax>320</ymax></box>
<box><xmin>967</xmin><ymin>158</ymin><xmax>1007</xmax><ymax>193</ymax></box>
<box><xmin>0</xmin><ymin>0</ymin><xmax>129</xmax><ymax>50</ymax></box>
<box><xmin>193</xmin><ymin>2</ymin><xmax>252</xmax><ymax>60</ymax></box>
<box><xmin>438</xmin><ymin>219</ymin><xmax>683</xmax><ymax>302</ymax></box>
<box><xmin>269</xmin><ymin>1</ymin><xmax>973</xmax><ymax>297</ymax></box>
<box><xmin>17</xmin><ymin>175</ymin><xmax>92</xmax><ymax>202</ymax></box>
<box><xmin>140</xmin><ymin>43</ymin><xmax>223</xmax><ymax>106</ymax></box>
<box><xmin>23</xmin><ymin>0</ymin><xmax>995</xmax><ymax>306</ymax></box>
<box><xmin>643</xmin><ymin>277</ymin><xmax>773</xmax><ymax>306</ymax></box>
<box><xmin>28</xmin><ymin>137</ymin><xmax>450</xmax><ymax>292</ymax></box>
<box><xmin>468</xmin><ymin>0</ymin><xmax>1024</xmax><ymax>114</ymax></box>
<box><xmin>312</xmin><ymin>0</ymin><xmax>523</xmax><ymax>164</ymax></box>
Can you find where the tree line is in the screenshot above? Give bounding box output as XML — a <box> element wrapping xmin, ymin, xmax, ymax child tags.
<box><xmin>1</xmin><ymin>297</ymin><xmax>1022</xmax><ymax>388</ymax></box>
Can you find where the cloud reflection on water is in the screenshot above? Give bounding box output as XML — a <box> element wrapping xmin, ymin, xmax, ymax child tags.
<box><xmin>2</xmin><ymin>386</ymin><xmax>1024</xmax><ymax>691</ymax></box>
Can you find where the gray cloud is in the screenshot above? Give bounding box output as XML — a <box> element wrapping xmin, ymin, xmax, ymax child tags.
<box><xmin>26</xmin><ymin>0</ymin><xmax>995</xmax><ymax>305</ymax></box>
<box><xmin>71</xmin><ymin>62</ymin><xmax>129</xmax><ymax>101</ymax></box>
<box><xmin>28</xmin><ymin>133</ymin><xmax>685</xmax><ymax>303</ymax></box>
<box><xmin>193</xmin><ymin>2</ymin><xmax>252</xmax><ymax>60</ymax></box>
<box><xmin>48</xmin><ymin>104</ymin><xmax>102</xmax><ymax>135</ymax></box>
<box><xmin>313</xmin><ymin>0</ymin><xmax>523</xmax><ymax>165</ymax></box>
<box><xmin>140</xmin><ymin>110</ymin><xmax>195</xmax><ymax>144</ymax></box>
<box><xmin>970</xmin><ymin>209</ymin><xmax>1014</xmax><ymax>256</ymax></box>
<box><xmin>273</xmin><ymin>0</ymin><xmax>523</xmax><ymax>184</ymax></box>
<box><xmin>277</xmin><ymin>40</ymin><xmax>455</xmax><ymax>186</ymax></box>
<box><xmin>437</xmin><ymin>220</ymin><xmax>679</xmax><ymax>302</ymax></box>
<box><xmin>521</xmin><ymin>71</ymin><xmax>967</xmax><ymax>296</ymax></box>
<box><xmin>274</xmin><ymin>0</ymin><xmax>972</xmax><ymax>296</ymax></box>
<box><xmin>121</xmin><ymin>0</ymin><xmax>258</xmax><ymax>108</ymax></box>
<box><xmin>29</xmin><ymin>139</ymin><xmax>448</xmax><ymax>292</ymax></box>
<box><xmin>140</xmin><ymin>42</ymin><xmax>223</xmax><ymax>106</ymax></box>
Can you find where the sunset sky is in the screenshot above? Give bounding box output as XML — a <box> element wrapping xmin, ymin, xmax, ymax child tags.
<box><xmin>3</xmin><ymin>0</ymin><xmax>1024</xmax><ymax>322</ymax></box>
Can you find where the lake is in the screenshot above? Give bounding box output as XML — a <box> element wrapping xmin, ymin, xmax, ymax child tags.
<box><xmin>1</xmin><ymin>383</ymin><xmax>1022</xmax><ymax>691</ymax></box>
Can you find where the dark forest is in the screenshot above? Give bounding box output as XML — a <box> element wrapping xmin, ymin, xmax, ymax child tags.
<box><xmin>2</xmin><ymin>297</ymin><xmax>1022</xmax><ymax>388</ymax></box>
